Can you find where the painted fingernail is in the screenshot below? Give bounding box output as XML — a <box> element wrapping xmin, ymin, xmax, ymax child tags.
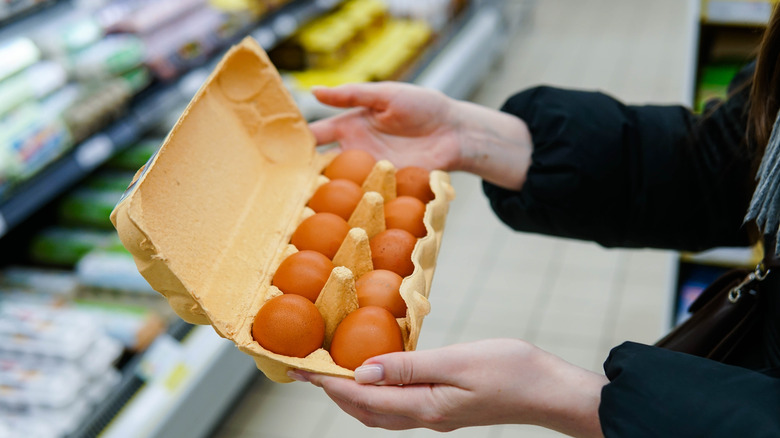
<box><xmin>354</xmin><ymin>364</ymin><xmax>384</xmax><ymax>384</ymax></box>
<box><xmin>287</xmin><ymin>370</ymin><xmax>308</xmax><ymax>382</ymax></box>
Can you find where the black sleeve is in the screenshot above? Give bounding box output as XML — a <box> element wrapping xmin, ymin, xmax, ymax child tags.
<box><xmin>483</xmin><ymin>71</ymin><xmax>755</xmax><ymax>251</ymax></box>
<box><xmin>600</xmin><ymin>342</ymin><xmax>780</xmax><ymax>437</ymax></box>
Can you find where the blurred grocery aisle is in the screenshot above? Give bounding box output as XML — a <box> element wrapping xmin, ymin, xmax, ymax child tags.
<box><xmin>211</xmin><ymin>0</ymin><xmax>693</xmax><ymax>437</ymax></box>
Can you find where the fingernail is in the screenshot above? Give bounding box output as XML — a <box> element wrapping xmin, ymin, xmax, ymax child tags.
<box><xmin>310</xmin><ymin>85</ymin><xmax>328</xmax><ymax>92</ymax></box>
<box><xmin>287</xmin><ymin>370</ymin><xmax>308</xmax><ymax>382</ymax></box>
<box><xmin>354</xmin><ymin>364</ymin><xmax>384</xmax><ymax>384</ymax></box>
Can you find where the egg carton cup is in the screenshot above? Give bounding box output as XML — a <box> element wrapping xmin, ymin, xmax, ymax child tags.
<box><xmin>111</xmin><ymin>37</ymin><xmax>454</xmax><ymax>383</ymax></box>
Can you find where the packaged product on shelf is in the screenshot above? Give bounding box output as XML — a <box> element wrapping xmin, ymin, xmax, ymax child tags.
<box><xmin>106</xmin><ymin>0</ymin><xmax>206</xmax><ymax>34</ymax></box>
<box><xmin>72</xmin><ymin>298</ymin><xmax>167</xmax><ymax>350</ymax></box>
<box><xmin>1</xmin><ymin>266</ymin><xmax>79</xmax><ymax>298</ymax></box>
<box><xmin>83</xmin><ymin>169</ymin><xmax>137</xmax><ymax>191</ymax></box>
<box><xmin>28</xmin><ymin>227</ymin><xmax>116</xmax><ymax>267</ymax></box>
<box><xmin>1</xmin><ymin>267</ymin><xmax>167</xmax><ymax>352</ymax></box>
<box><xmin>0</xmin><ymin>360</ymin><xmax>87</xmax><ymax>408</ymax></box>
<box><xmin>105</xmin><ymin>137</ymin><xmax>161</xmax><ymax>170</ymax></box>
<box><xmin>91</xmin><ymin>0</ymin><xmax>154</xmax><ymax>30</ymax></box>
<box><xmin>0</xmin><ymin>37</ymin><xmax>41</xmax><ymax>83</ymax></box>
<box><xmin>0</xmin><ymin>100</ymin><xmax>74</xmax><ymax>183</ymax></box>
<box><xmin>61</xmin><ymin>69</ymin><xmax>149</xmax><ymax>143</ymax></box>
<box><xmin>142</xmin><ymin>5</ymin><xmax>254</xmax><ymax>80</ymax></box>
<box><xmin>210</xmin><ymin>0</ymin><xmax>270</xmax><ymax>17</ymax></box>
<box><xmin>288</xmin><ymin>18</ymin><xmax>432</xmax><ymax>91</ymax></box>
<box><xmin>270</xmin><ymin>0</ymin><xmax>388</xmax><ymax>71</ymax></box>
<box><xmin>0</xmin><ymin>409</ymin><xmax>72</xmax><ymax>438</ymax></box>
<box><xmin>0</xmin><ymin>61</ymin><xmax>68</xmax><ymax>119</ymax></box>
<box><xmin>58</xmin><ymin>187</ymin><xmax>124</xmax><ymax>229</ymax></box>
<box><xmin>695</xmin><ymin>63</ymin><xmax>743</xmax><ymax>113</ymax></box>
<box><xmin>32</xmin><ymin>13</ymin><xmax>105</xmax><ymax>57</ymax></box>
<box><xmin>0</xmin><ymin>302</ymin><xmax>103</xmax><ymax>361</ymax></box>
<box><xmin>68</xmin><ymin>34</ymin><xmax>146</xmax><ymax>80</ymax></box>
<box><xmin>0</xmin><ymin>323</ymin><xmax>122</xmax><ymax>437</ymax></box>
<box><xmin>76</xmin><ymin>248</ymin><xmax>159</xmax><ymax>294</ymax></box>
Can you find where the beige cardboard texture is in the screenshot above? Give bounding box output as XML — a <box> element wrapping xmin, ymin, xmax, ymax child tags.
<box><xmin>111</xmin><ymin>37</ymin><xmax>454</xmax><ymax>383</ymax></box>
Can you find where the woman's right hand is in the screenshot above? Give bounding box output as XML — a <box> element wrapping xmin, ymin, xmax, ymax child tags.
<box><xmin>309</xmin><ymin>82</ymin><xmax>462</xmax><ymax>171</ymax></box>
<box><xmin>310</xmin><ymin>82</ymin><xmax>533</xmax><ymax>191</ymax></box>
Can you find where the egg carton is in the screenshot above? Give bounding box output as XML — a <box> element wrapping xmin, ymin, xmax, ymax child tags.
<box><xmin>111</xmin><ymin>37</ymin><xmax>454</xmax><ymax>383</ymax></box>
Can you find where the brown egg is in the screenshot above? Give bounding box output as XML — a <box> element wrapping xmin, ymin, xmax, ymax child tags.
<box><xmin>252</xmin><ymin>294</ymin><xmax>325</xmax><ymax>358</ymax></box>
<box><xmin>369</xmin><ymin>228</ymin><xmax>416</xmax><ymax>277</ymax></box>
<box><xmin>291</xmin><ymin>212</ymin><xmax>350</xmax><ymax>259</ymax></box>
<box><xmin>272</xmin><ymin>250</ymin><xmax>334</xmax><ymax>302</ymax></box>
<box><xmin>308</xmin><ymin>179</ymin><xmax>363</xmax><ymax>220</ymax></box>
<box><xmin>324</xmin><ymin>149</ymin><xmax>377</xmax><ymax>185</ymax></box>
<box><xmin>329</xmin><ymin>306</ymin><xmax>404</xmax><ymax>370</ymax></box>
<box><xmin>396</xmin><ymin>166</ymin><xmax>435</xmax><ymax>204</ymax></box>
<box><xmin>384</xmin><ymin>196</ymin><xmax>427</xmax><ymax>238</ymax></box>
<box><xmin>356</xmin><ymin>270</ymin><xmax>406</xmax><ymax>318</ymax></box>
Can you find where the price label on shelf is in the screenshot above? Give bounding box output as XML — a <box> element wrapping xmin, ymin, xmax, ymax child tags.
<box><xmin>75</xmin><ymin>135</ymin><xmax>113</xmax><ymax>171</ymax></box>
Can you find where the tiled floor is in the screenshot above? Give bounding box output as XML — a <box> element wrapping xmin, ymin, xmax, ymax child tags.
<box><xmin>211</xmin><ymin>0</ymin><xmax>696</xmax><ymax>437</ymax></box>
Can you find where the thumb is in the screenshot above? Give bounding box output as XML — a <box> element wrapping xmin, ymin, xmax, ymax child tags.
<box><xmin>355</xmin><ymin>349</ymin><xmax>459</xmax><ymax>386</ymax></box>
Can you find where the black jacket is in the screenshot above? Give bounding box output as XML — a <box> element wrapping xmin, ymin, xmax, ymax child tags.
<box><xmin>484</xmin><ymin>65</ymin><xmax>780</xmax><ymax>437</ymax></box>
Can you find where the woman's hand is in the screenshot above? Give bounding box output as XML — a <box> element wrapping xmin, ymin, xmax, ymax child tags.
<box><xmin>310</xmin><ymin>82</ymin><xmax>462</xmax><ymax>171</ymax></box>
<box><xmin>291</xmin><ymin>339</ymin><xmax>607</xmax><ymax>438</ymax></box>
<box><xmin>310</xmin><ymin>82</ymin><xmax>533</xmax><ymax>191</ymax></box>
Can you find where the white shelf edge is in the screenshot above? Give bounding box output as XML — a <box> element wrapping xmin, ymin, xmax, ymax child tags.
<box><xmin>100</xmin><ymin>325</ymin><xmax>256</xmax><ymax>438</ymax></box>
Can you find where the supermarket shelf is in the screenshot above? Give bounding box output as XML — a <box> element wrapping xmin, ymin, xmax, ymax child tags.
<box><xmin>69</xmin><ymin>322</ymin><xmax>258</xmax><ymax>438</ymax></box>
<box><xmin>0</xmin><ymin>0</ymin><xmax>345</xmax><ymax>241</ymax></box>
<box><xmin>296</xmin><ymin>0</ymin><xmax>511</xmax><ymax>120</ymax></box>
<box><xmin>0</xmin><ymin>84</ymin><xmax>183</xmax><ymax>239</ymax></box>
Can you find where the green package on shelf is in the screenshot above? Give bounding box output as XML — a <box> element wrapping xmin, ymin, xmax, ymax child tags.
<box><xmin>58</xmin><ymin>188</ymin><xmax>125</xmax><ymax>230</ymax></box>
<box><xmin>83</xmin><ymin>171</ymin><xmax>137</xmax><ymax>192</ymax></box>
<box><xmin>106</xmin><ymin>138</ymin><xmax>162</xmax><ymax>171</ymax></box>
<box><xmin>29</xmin><ymin>227</ymin><xmax>116</xmax><ymax>267</ymax></box>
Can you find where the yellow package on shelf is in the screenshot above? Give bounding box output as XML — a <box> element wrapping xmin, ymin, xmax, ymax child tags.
<box><xmin>285</xmin><ymin>0</ymin><xmax>388</xmax><ymax>70</ymax></box>
<box><xmin>289</xmin><ymin>18</ymin><xmax>432</xmax><ymax>90</ymax></box>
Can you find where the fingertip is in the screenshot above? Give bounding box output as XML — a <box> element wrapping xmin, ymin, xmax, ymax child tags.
<box><xmin>288</xmin><ymin>369</ymin><xmax>309</xmax><ymax>383</ymax></box>
<box><xmin>354</xmin><ymin>364</ymin><xmax>385</xmax><ymax>384</ymax></box>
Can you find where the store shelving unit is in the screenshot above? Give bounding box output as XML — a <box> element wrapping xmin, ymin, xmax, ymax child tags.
<box><xmin>0</xmin><ymin>0</ymin><xmax>348</xmax><ymax>240</ymax></box>
<box><xmin>0</xmin><ymin>1</ymin><xmax>513</xmax><ymax>437</ymax></box>
<box><xmin>666</xmin><ymin>0</ymin><xmax>770</xmax><ymax>328</ymax></box>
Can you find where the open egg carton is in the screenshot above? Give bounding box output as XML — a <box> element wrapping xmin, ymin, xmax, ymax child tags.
<box><xmin>111</xmin><ymin>37</ymin><xmax>454</xmax><ymax>383</ymax></box>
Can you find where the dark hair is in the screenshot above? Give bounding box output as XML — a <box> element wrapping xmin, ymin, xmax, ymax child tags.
<box><xmin>750</xmin><ymin>6</ymin><xmax>780</xmax><ymax>151</ymax></box>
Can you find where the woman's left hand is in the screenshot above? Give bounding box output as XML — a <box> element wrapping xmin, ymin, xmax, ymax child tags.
<box><xmin>291</xmin><ymin>339</ymin><xmax>607</xmax><ymax>438</ymax></box>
